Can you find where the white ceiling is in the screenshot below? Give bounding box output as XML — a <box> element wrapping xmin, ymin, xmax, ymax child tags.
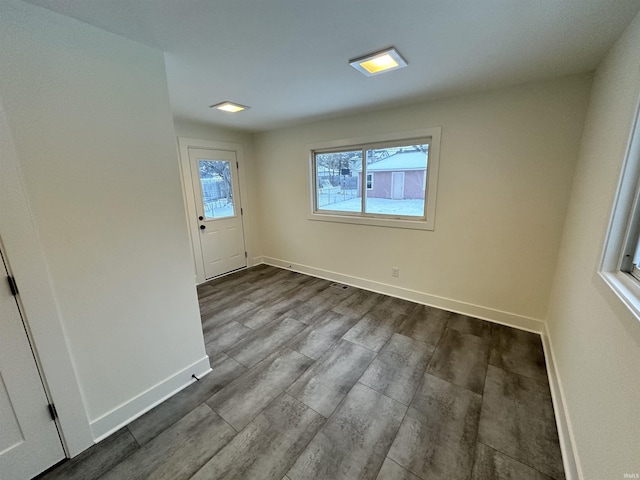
<box><xmin>23</xmin><ymin>0</ymin><xmax>640</xmax><ymax>132</ymax></box>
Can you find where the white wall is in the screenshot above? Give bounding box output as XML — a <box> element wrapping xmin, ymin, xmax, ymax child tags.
<box><xmin>0</xmin><ymin>1</ymin><xmax>208</xmax><ymax>441</ymax></box>
<box><xmin>254</xmin><ymin>74</ymin><xmax>591</xmax><ymax>326</ymax></box>
<box><xmin>173</xmin><ymin>118</ymin><xmax>255</xmax><ymax>146</ymax></box>
<box><xmin>545</xmin><ymin>11</ymin><xmax>640</xmax><ymax>479</ymax></box>
<box><xmin>173</xmin><ymin>118</ymin><xmax>262</xmax><ymax>264</ymax></box>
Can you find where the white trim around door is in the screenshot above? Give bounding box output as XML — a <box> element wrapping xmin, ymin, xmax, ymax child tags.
<box><xmin>177</xmin><ymin>137</ymin><xmax>251</xmax><ymax>284</ymax></box>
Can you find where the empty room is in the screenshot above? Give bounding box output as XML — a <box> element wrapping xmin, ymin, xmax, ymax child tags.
<box><xmin>1</xmin><ymin>1</ymin><xmax>639</xmax><ymax>479</ymax></box>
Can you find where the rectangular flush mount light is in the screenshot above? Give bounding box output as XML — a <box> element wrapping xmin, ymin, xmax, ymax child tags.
<box><xmin>209</xmin><ymin>101</ymin><xmax>250</xmax><ymax>113</ymax></box>
<box><xmin>349</xmin><ymin>47</ymin><xmax>407</xmax><ymax>77</ymax></box>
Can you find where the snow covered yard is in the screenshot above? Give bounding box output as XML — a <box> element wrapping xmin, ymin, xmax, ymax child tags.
<box><xmin>318</xmin><ymin>197</ymin><xmax>424</xmax><ymax>216</ymax></box>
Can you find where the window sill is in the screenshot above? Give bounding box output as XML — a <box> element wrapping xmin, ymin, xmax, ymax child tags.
<box><xmin>598</xmin><ymin>270</ymin><xmax>640</xmax><ymax>322</ymax></box>
<box><xmin>308</xmin><ymin>211</ymin><xmax>433</xmax><ymax>230</ymax></box>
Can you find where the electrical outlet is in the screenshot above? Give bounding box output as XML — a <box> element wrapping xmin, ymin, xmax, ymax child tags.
<box><xmin>392</xmin><ymin>267</ymin><xmax>399</xmax><ymax>277</ymax></box>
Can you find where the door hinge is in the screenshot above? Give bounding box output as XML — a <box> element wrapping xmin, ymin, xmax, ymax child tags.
<box><xmin>7</xmin><ymin>276</ymin><xmax>18</xmax><ymax>296</ymax></box>
<box><xmin>240</xmin><ymin>207</ymin><xmax>243</xmax><ymax>215</ymax></box>
<box><xmin>245</xmin><ymin>251</ymin><xmax>248</xmax><ymax>258</ymax></box>
<box><xmin>48</xmin><ymin>403</ymin><xmax>58</xmax><ymax>421</ymax></box>
<box><xmin>236</xmin><ymin>161</ymin><xmax>239</xmax><ymax>169</ymax></box>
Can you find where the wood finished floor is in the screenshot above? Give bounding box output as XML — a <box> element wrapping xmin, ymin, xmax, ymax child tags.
<box><xmin>39</xmin><ymin>265</ymin><xmax>565</xmax><ymax>480</ymax></box>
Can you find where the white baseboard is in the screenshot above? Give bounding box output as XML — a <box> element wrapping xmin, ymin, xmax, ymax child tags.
<box><xmin>262</xmin><ymin>256</ymin><xmax>544</xmax><ymax>334</ymax></box>
<box><xmin>541</xmin><ymin>325</ymin><xmax>582</xmax><ymax>480</ymax></box>
<box><xmin>90</xmin><ymin>356</ymin><xmax>211</xmax><ymax>442</ymax></box>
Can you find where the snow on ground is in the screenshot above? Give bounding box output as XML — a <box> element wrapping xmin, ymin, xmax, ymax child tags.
<box><xmin>203</xmin><ymin>196</ymin><xmax>424</xmax><ymax>219</ymax></box>
<box><xmin>319</xmin><ymin>197</ymin><xmax>424</xmax><ymax>216</ymax></box>
<box><xmin>204</xmin><ymin>202</ymin><xmax>235</xmax><ymax>218</ymax></box>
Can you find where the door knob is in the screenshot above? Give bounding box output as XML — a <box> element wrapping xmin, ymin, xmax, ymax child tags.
<box><xmin>200</xmin><ymin>225</ymin><xmax>206</xmax><ymax>230</ymax></box>
<box><xmin>198</xmin><ymin>216</ymin><xmax>204</xmax><ymax>220</ymax></box>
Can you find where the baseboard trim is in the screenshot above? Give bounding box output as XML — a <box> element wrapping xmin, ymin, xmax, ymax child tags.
<box><xmin>90</xmin><ymin>356</ymin><xmax>211</xmax><ymax>442</ymax></box>
<box><xmin>541</xmin><ymin>325</ymin><xmax>582</xmax><ymax>480</ymax></box>
<box><xmin>263</xmin><ymin>256</ymin><xmax>544</xmax><ymax>333</ymax></box>
<box><xmin>250</xmin><ymin>255</ymin><xmax>264</xmax><ymax>267</ymax></box>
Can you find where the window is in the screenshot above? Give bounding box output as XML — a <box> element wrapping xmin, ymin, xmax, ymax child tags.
<box><xmin>308</xmin><ymin>128</ymin><xmax>441</xmax><ymax>230</ymax></box>
<box><xmin>600</xmin><ymin>100</ymin><xmax>640</xmax><ymax>322</ymax></box>
<box><xmin>622</xmin><ymin>210</ymin><xmax>640</xmax><ymax>282</ymax></box>
<box><xmin>198</xmin><ymin>159</ymin><xmax>235</xmax><ymax>219</ymax></box>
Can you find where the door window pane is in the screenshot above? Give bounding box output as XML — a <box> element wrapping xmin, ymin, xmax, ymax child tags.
<box><xmin>199</xmin><ymin>160</ymin><xmax>235</xmax><ymax>219</ymax></box>
<box><xmin>315</xmin><ymin>150</ymin><xmax>362</xmax><ymax>213</ymax></box>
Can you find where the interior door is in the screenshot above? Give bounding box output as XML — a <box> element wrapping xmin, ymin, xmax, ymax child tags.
<box><xmin>189</xmin><ymin>148</ymin><xmax>247</xmax><ymax>280</ymax></box>
<box><xmin>0</xmin><ymin>247</ymin><xmax>65</xmax><ymax>480</ymax></box>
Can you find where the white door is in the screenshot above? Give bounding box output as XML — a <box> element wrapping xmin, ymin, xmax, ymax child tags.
<box><xmin>0</xmin><ymin>248</ymin><xmax>65</xmax><ymax>480</ymax></box>
<box><xmin>189</xmin><ymin>148</ymin><xmax>246</xmax><ymax>280</ymax></box>
<box><xmin>391</xmin><ymin>172</ymin><xmax>405</xmax><ymax>199</ymax></box>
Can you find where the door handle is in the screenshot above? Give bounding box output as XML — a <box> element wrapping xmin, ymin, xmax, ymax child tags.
<box><xmin>200</xmin><ymin>225</ymin><xmax>206</xmax><ymax>230</ymax></box>
<box><xmin>198</xmin><ymin>216</ymin><xmax>204</xmax><ymax>220</ymax></box>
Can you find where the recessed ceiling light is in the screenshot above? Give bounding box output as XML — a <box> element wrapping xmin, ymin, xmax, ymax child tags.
<box><xmin>209</xmin><ymin>101</ymin><xmax>250</xmax><ymax>113</ymax></box>
<box><xmin>349</xmin><ymin>47</ymin><xmax>408</xmax><ymax>77</ymax></box>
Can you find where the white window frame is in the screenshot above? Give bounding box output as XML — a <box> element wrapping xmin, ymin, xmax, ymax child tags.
<box><xmin>599</xmin><ymin>94</ymin><xmax>640</xmax><ymax>323</ymax></box>
<box><xmin>307</xmin><ymin>127</ymin><xmax>441</xmax><ymax>231</ymax></box>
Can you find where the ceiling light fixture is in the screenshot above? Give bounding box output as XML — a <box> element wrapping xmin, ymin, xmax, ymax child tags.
<box><xmin>349</xmin><ymin>47</ymin><xmax>408</xmax><ymax>77</ymax></box>
<box><xmin>209</xmin><ymin>101</ymin><xmax>250</xmax><ymax>113</ymax></box>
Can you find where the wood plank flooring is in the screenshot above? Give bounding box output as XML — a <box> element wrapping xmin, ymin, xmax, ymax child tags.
<box><xmin>39</xmin><ymin>265</ymin><xmax>564</xmax><ymax>480</ymax></box>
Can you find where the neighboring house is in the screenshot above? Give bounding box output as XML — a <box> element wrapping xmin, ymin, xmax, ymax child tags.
<box><xmin>357</xmin><ymin>150</ymin><xmax>427</xmax><ymax>200</ymax></box>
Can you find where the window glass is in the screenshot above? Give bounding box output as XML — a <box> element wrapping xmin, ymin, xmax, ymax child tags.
<box><xmin>199</xmin><ymin>159</ymin><xmax>235</xmax><ymax>219</ymax></box>
<box><xmin>363</xmin><ymin>144</ymin><xmax>428</xmax><ymax>217</ymax></box>
<box><xmin>366</xmin><ymin>174</ymin><xmax>373</xmax><ymax>189</ymax></box>
<box><xmin>315</xmin><ymin>150</ymin><xmax>362</xmax><ymax>213</ymax></box>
